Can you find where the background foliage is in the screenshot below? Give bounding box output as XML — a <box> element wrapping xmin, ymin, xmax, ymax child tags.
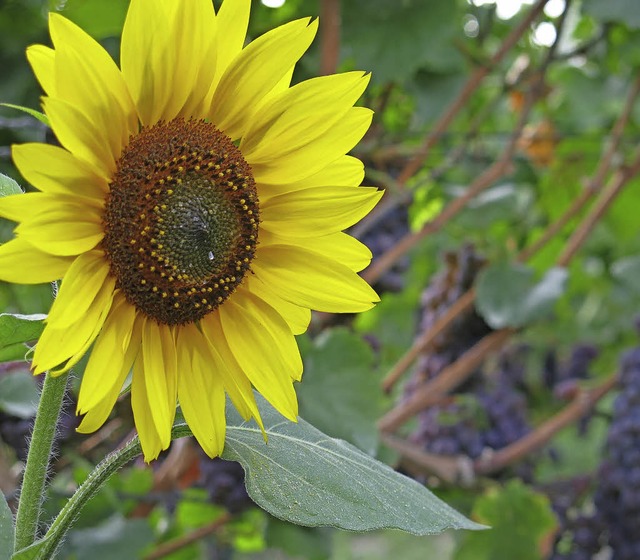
<box><xmin>2</xmin><ymin>0</ymin><xmax>640</xmax><ymax>558</ymax></box>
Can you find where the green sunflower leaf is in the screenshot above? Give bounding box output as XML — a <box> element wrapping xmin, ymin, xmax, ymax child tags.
<box><xmin>0</xmin><ymin>313</ymin><xmax>46</xmax><ymax>352</ymax></box>
<box><xmin>222</xmin><ymin>396</ymin><xmax>484</xmax><ymax>535</ymax></box>
<box><xmin>0</xmin><ymin>173</ymin><xmax>23</xmax><ymax>198</ymax></box>
<box><xmin>1</xmin><ymin>492</ymin><xmax>14</xmax><ymax>560</ymax></box>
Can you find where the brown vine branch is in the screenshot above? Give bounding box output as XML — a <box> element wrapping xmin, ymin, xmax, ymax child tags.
<box><xmin>378</xmin><ymin>144</ymin><xmax>640</xmax><ymax>431</ymax></box>
<box><xmin>516</xmin><ymin>187</ymin><xmax>595</xmax><ymax>263</ymax></box>
<box><xmin>144</xmin><ymin>513</ymin><xmax>233</xmax><ymax>560</ymax></box>
<box><xmin>395</xmin><ymin>0</ymin><xmax>550</xmax><ymax>188</ymax></box>
<box><xmin>380</xmin><ymin>71</ymin><xmax>640</xmax><ymax>393</ymax></box>
<box><xmin>385</xmin><ymin>372</ymin><xmax>618</xmax><ymax>482</ymax></box>
<box><xmin>378</xmin><ymin>152</ymin><xmax>640</xmax><ymax>431</ymax></box>
<box><xmin>320</xmin><ymin>0</ymin><xmax>341</xmax><ymax>76</ymax></box>
<box><xmin>557</xmin><ymin>146</ymin><xmax>640</xmax><ymax>267</ymax></box>
<box><xmin>381</xmin><ymin>289</ymin><xmax>476</xmax><ymax>392</ymax></box>
<box><xmin>589</xmin><ymin>73</ymin><xmax>640</xmax><ymax>190</ymax></box>
<box><xmin>474</xmin><ymin>373</ymin><xmax>618</xmax><ymax>475</ymax></box>
<box><xmin>378</xmin><ymin>329</ymin><xmax>514</xmax><ymax>433</ymax></box>
<box><xmin>380</xmin><ymin>433</ymin><xmax>459</xmax><ymax>482</ymax></box>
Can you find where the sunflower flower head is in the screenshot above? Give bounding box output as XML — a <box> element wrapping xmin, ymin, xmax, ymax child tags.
<box><xmin>0</xmin><ymin>0</ymin><xmax>381</xmax><ymax>461</ymax></box>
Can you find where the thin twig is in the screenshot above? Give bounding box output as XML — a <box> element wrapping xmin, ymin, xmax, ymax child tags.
<box><xmin>363</xmin><ymin>66</ymin><xmax>542</xmax><ymax>285</ymax></box>
<box><xmin>380</xmin><ymin>71</ymin><xmax>640</xmax><ymax>393</ymax></box>
<box><xmin>320</xmin><ymin>0</ymin><xmax>341</xmax><ymax>76</ymax></box>
<box><xmin>590</xmin><ymin>74</ymin><xmax>640</xmax><ymax>188</ymax></box>
<box><xmin>378</xmin><ymin>151</ymin><xmax>640</xmax><ymax>431</ymax></box>
<box><xmin>144</xmin><ymin>513</ymin><xmax>233</xmax><ymax>560</ymax></box>
<box><xmin>516</xmin><ymin>187</ymin><xmax>594</xmax><ymax>262</ymax></box>
<box><xmin>474</xmin><ymin>373</ymin><xmax>618</xmax><ymax>475</ymax></box>
<box><xmin>380</xmin><ymin>433</ymin><xmax>459</xmax><ymax>482</ymax></box>
<box><xmin>378</xmin><ymin>329</ymin><xmax>514</xmax><ymax>433</ymax></box>
<box><xmin>381</xmin><ymin>289</ymin><xmax>476</xmax><ymax>393</ymax></box>
<box><xmin>395</xmin><ymin>0</ymin><xmax>550</xmax><ymax>187</ymax></box>
<box><xmin>385</xmin><ymin>373</ymin><xmax>618</xmax><ymax>481</ymax></box>
<box><xmin>557</xmin><ymin>146</ymin><xmax>640</xmax><ymax>267</ymax></box>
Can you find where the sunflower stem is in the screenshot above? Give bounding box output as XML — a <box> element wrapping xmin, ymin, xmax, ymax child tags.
<box><xmin>25</xmin><ymin>422</ymin><xmax>192</xmax><ymax>560</ymax></box>
<box><xmin>14</xmin><ymin>371</ymin><xmax>69</xmax><ymax>552</ymax></box>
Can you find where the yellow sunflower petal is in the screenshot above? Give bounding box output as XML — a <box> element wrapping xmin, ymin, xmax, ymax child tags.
<box><xmin>120</xmin><ymin>0</ymin><xmax>171</xmax><ymax>125</ymax></box>
<box><xmin>210</xmin><ymin>18</ymin><xmax>318</xmax><ymax>139</ymax></box>
<box><xmin>77</xmin><ymin>293</ymin><xmax>140</xmax><ymax>414</ymax></box>
<box><xmin>49</xmin><ymin>14</ymin><xmax>137</xmax><ymax>162</ymax></box>
<box><xmin>76</xmin><ymin>393</ymin><xmax>119</xmax><ymax>433</ymax></box>
<box><xmin>33</xmin><ymin>274</ymin><xmax>115</xmax><ymax>374</ymax></box>
<box><xmin>199</xmin><ymin>312</ymin><xmax>265</xmax><ymax>431</ymax></box>
<box><xmin>242</xmin><ymin>72</ymin><xmax>370</xmax><ymax>161</ymax></box>
<box><xmin>251</xmin><ymin>106</ymin><xmax>373</xmax><ymax>185</ymax></box>
<box><xmin>121</xmin><ymin>0</ymin><xmax>215</xmax><ymax>125</ymax></box>
<box><xmin>26</xmin><ymin>45</ymin><xmax>56</xmax><ymax>96</ymax></box>
<box><xmin>219</xmin><ymin>289</ymin><xmax>300</xmax><ymax>420</ymax></box>
<box><xmin>12</xmin><ymin>143</ymin><xmax>107</xmax><ymax>199</ymax></box>
<box><xmin>209</xmin><ymin>0</ymin><xmax>250</xmax><ymax>93</ymax></box>
<box><xmin>257</xmin><ymin>155</ymin><xmax>365</xmax><ymax>203</ymax></box>
<box><xmin>244</xmin><ymin>274</ymin><xmax>311</xmax><ymax>336</ymax></box>
<box><xmin>261</xmin><ymin>231</ymin><xmax>373</xmax><ymax>273</ymax></box>
<box><xmin>260</xmin><ymin>186</ymin><xmax>382</xmax><ymax>238</ymax></box>
<box><xmin>42</xmin><ymin>96</ymin><xmax>115</xmax><ymax>179</ymax></box>
<box><xmin>46</xmin><ymin>250</ymin><xmax>110</xmax><ymax>329</ymax></box>
<box><xmin>16</xmin><ymin>203</ymin><xmax>103</xmax><ymax>257</ymax></box>
<box><xmin>131</xmin><ymin>354</ymin><xmax>165</xmax><ymax>461</ymax></box>
<box><xmin>177</xmin><ymin>324</ymin><xmax>226</xmax><ymax>458</ymax></box>
<box><xmin>254</xmin><ymin>244</ymin><xmax>380</xmax><ymax>313</ymax></box>
<box><xmin>0</xmin><ymin>192</ymin><xmax>102</xmax><ymax>224</ymax></box>
<box><xmin>141</xmin><ymin>320</ymin><xmax>177</xmax><ymax>448</ymax></box>
<box><xmin>0</xmin><ymin>238</ymin><xmax>72</xmax><ymax>284</ymax></box>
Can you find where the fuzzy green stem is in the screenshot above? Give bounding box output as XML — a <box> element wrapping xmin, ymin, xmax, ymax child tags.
<box><xmin>14</xmin><ymin>372</ymin><xmax>69</xmax><ymax>551</ymax></box>
<box><xmin>22</xmin><ymin>423</ymin><xmax>192</xmax><ymax>560</ymax></box>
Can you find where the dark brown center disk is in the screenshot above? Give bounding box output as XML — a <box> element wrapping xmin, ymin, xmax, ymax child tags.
<box><xmin>102</xmin><ymin>118</ymin><xmax>259</xmax><ymax>325</ymax></box>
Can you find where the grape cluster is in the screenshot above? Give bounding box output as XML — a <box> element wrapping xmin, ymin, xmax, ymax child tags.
<box><xmin>198</xmin><ymin>456</ymin><xmax>253</xmax><ymax>514</ymax></box>
<box><xmin>405</xmin><ymin>244</ymin><xmax>492</xmax><ymax>393</ymax></box>
<box><xmin>546</xmin><ymin>347</ymin><xmax>640</xmax><ymax>559</ymax></box>
<box><xmin>357</xmin><ymin>201</ymin><xmax>410</xmax><ymax>293</ymax></box>
<box><xmin>405</xmin><ymin>246</ymin><xmax>532</xmax><ymax>472</ymax></box>
<box><xmin>592</xmin><ymin>347</ymin><xmax>640</xmax><ymax>559</ymax></box>
<box><xmin>543</xmin><ymin>344</ymin><xmax>599</xmax><ymax>399</ymax></box>
<box><xmin>410</xmin><ymin>354</ymin><xmax>532</xmax><ymax>467</ymax></box>
<box><xmin>549</xmin><ymin>511</ymin><xmax>606</xmax><ymax>560</ymax></box>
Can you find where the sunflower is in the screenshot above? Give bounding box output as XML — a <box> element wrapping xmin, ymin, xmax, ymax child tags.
<box><xmin>0</xmin><ymin>0</ymin><xmax>381</xmax><ymax>461</ymax></box>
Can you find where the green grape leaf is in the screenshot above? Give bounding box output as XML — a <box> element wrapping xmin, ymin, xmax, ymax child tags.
<box><xmin>297</xmin><ymin>328</ymin><xmax>384</xmax><ymax>455</ymax></box>
<box><xmin>454</xmin><ymin>480</ymin><xmax>557</xmax><ymax>560</ymax></box>
<box><xmin>0</xmin><ymin>173</ymin><xmax>22</xmax><ymax>198</ymax></box>
<box><xmin>0</xmin><ymin>104</ymin><xmax>49</xmax><ymax>127</ymax></box>
<box><xmin>475</xmin><ymin>263</ymin><xmax>568</xmax><ymax>329</ymax></box>
<box><xmin>341</xmin><ymin>0</ymin><xmax>463</xmax><ymax>84</ymax></box>
<box><xmin>1</xmin><ymin>493</ymin><xmax>14</xmax><ymax>560</ymax></box>
<box><xmin>0</xmin><ymin>371</ymin><xmax>39</xmax><ymax>419</ymax></box>
<box><xmin>612</xmin><ymin>254</ymin><xmax>640</xmax><ymax>294</ymax></box>
<box><xmin>222</xmin><ymin>395</ymin><xmax>484</xmax><ymax>535</ymax></box>
<box><xmin>0</xmin><ymin>313</ymin><xmax>46</xmax><ymax>351</ymax></box>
